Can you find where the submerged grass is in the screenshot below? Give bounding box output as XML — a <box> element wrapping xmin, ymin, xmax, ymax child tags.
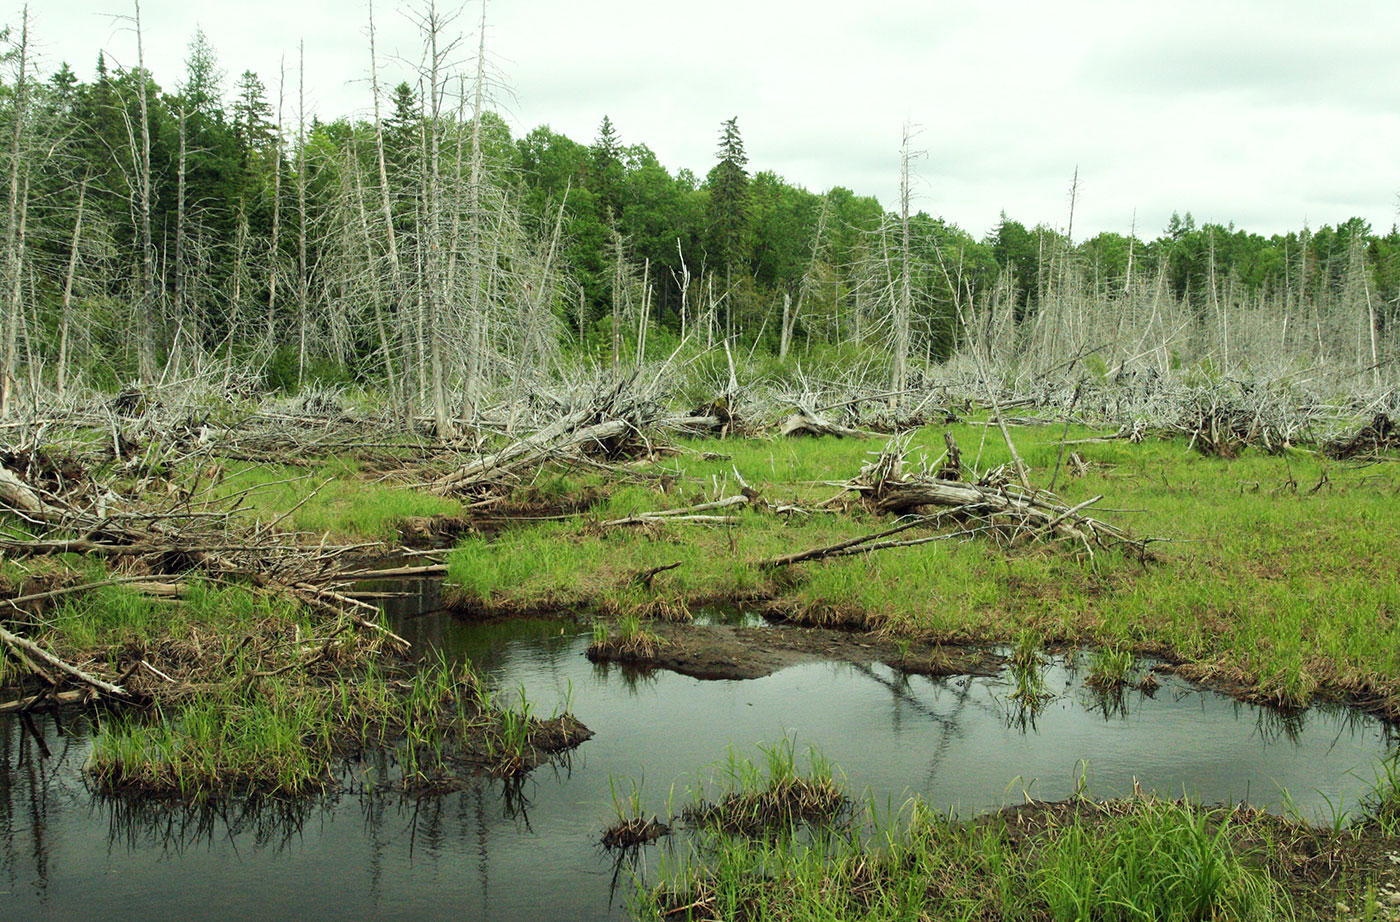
<box><xmin>442</xmin><ymin>422</ymin><xmax>1400</xmax><ymax>714</ymax></box>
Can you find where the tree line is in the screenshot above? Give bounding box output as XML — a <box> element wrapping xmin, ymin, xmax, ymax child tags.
<box><xmin>2</xmin><ymin>4</ymin><xmax>1396</xmax><ymax>421</ymax></box>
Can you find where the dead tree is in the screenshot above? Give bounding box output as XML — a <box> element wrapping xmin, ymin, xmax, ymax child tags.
<box><xmin>1</xmin><ymin>6</ymin><xmax>30</xmax><ymax>414</ymax></box>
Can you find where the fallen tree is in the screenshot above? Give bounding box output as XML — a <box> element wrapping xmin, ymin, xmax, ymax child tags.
<box><xmin>762</xmin><ymin>434</ymin><xmax>1149</xmax><ymax>567</ymax></box>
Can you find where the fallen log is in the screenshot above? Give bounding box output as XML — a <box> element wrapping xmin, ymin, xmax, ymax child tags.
<box><xmin>0</xmin><ymin>625</ymin><xmax>130</xmax><ymax>699</ymax></box>
<box><xmin>601</xmin><ymin>494</ymin><xmax>750</xmax><ymax>528</ymax></box>
<box><xmin>778</xmin><ymin>407</ymin><xmax>875</xmax><ymax>439</ymax></box>
<box><xmin>0</xmin><ymin>464</ymin><xmax>45</xmax><ymax>514</ymax></box>
<box><xmin>336</xmin><ymin>563</ymin><xmax>450</xmax><ymax>580</ymax></box>
<box><xmin>433</xmin><ymin>416</ymin><xmax>632</xmax><ymax>493</ymax></box>
<box><xmin>0</xmin><ymin>688</ymin><xmax>92</xmax><ymax>713</ymax></box>
<box><xmin>759</xmin><ymin>517</ymin><xmax>936</xmax><ymax>569</ymax></box>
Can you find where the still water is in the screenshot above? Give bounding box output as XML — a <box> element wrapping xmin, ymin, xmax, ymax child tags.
<box><xmin>1</xmin><ymin>588</ymin><xmax>1392</xmax><ymax>921</ymax></box>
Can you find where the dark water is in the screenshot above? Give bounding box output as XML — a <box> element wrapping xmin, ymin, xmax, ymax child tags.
<box><xmin>1</xmin><ymin>583</ymin><xmax>1393</xmax><ymax>921</ymax></box>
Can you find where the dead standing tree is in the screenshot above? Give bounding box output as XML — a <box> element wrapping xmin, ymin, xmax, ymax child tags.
<box><xmin>890</xmin><ymin>124</ymin><xmax>917</xmax><ymax>413</ymax></box>
<box><xmin>0</xmin><ymin>6</ymin><xmax>30</xmax><ymax>415</ymax></box>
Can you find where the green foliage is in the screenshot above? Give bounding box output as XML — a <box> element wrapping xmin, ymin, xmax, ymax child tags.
<box><xmin>13</xmin><ymin>25</ymin><xmax>1396</xmax><ymax>387</ymax></box>
<box><xmin>1033</xmin><ymin>803</ymin><xmax>1282</xmax><ymax>922</ymax></box>
<box><xmin>641</xmin><ymin>794</ymin><xmax>1287</xmax><ymax>922</ymax></box>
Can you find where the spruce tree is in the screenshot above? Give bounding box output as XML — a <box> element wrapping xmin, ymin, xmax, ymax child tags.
<box><xmin>590</xmin><ymin>115</ymin><xmax>623</xmax><ymax>219</ymax></box>
<box><xmin>707</xmin><ymin>116</ymin><xmax>750</xmax><ymax>279</ymax></box>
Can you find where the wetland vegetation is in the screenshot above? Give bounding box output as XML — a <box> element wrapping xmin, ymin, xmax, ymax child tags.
<box><xmin>1</xmin><ymin>1</ymin><xmax>1399</xmax><ymax>918</ymax></box>
<box><xmin>5</xmin><ymin>400</ymin><xmax>1399</xmax><ymax>919</ymax></box>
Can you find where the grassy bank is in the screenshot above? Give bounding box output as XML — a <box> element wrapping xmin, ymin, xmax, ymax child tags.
<box><xmin>624</xmin><ymin>744</ymin><xmax>1400</xmax><ymax>922</ymax></box>
<box><xmin>206</xmin><ymin>457</ymin><xmax>464</xmax><ymax>541</ymax></box>
<box><xmin>444</xmin><ymin>421</ymin><xmax>1400</xmax><ymax>714</ymax></box>
<box><xmin>1</xmin><ymin>573</ymin><xmax>584</xmax><ymax>797</ymax></box>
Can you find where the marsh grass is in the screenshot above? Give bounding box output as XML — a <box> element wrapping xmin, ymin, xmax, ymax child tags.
<box><xmin>602</xmin><ymin>775</ymin><xmax>672</xmax><ymax>850</ymax></box>
<box><xmin>44</xmin><ymin>578</ymin><xmax>311</xmax><ymax>655</ymax></box>
<box><xmin>645</xmin><ymin>794</ymin><xmax>1290</xmax><ymax>922</ymax></box>
<box><xmin>209</xmin><ymin>459</ymin><xmax>463</xmax><ymax>540</ymax></box>
<box><xmin>1033</xmin><ymin>800</ymin><xmax>1285</xmax><ymax>921</ymax></box>
<box><xmin>1085</xmin><ymin>646</ymin><xmax>1136</xmax><ymax>690</ymax></box>
<box><xmin>442</xmin><ymin>422</ymin><xmax>1400</xmax><ymax>714</ymax></box>
<box><xmin>586</xmin><ymin>613</ymin><xmax>666</xmax><ymax>662</ymax></box>
<box><xmin>1362</xmin><ymin>751</ymin><xmax>1400</xmax><ymax>835</ymax></box>
<box><xmin>684</xmin><ymin>739</ymin><xmax>850</xmax><ymax>838</ymax></box>
<box><xmin>87</xmin><ymin>649</ymin><xmax>581</xmax><ymax>797</ymax></box>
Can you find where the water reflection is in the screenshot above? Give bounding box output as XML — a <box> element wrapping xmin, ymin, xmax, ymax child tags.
<box><xmin>590</xmin><ymin>658</ymin><xmax>662</xmax><ymax>693</ymax></box>
<box><xmin>0</xmin><ymin>596</ymin><xmax>1395</xmax><ymax>922</ymax></box>
<box><xmin>99</xmin><ymin>793</ymin><xmax>322</xmax><ymax>855</ymax></box>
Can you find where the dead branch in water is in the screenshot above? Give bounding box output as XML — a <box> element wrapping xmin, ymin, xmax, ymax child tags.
<box><xmin>0</xmin><ymin>624</ymin><xmax>133</xmax><ymax>699</ymax></box>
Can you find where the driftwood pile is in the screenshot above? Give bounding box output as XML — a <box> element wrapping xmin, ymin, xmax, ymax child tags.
<box><xmin>0</xmin><ymin>443</ymin><xmax>406</xmax><ymax>714</ymax></box>
<box><xmin>1173</xmin><ymin>386</ymin><xmax>1301</xmax><ymax>457</ymax></box>
<box><xmin>1324</xmin><ymin>413</ymin><xmax>1399</xmax><ymax>461</ymax></box>
<box><xmin>762</xmin><ymin>434</ymin><xmax>1148</xmax><ymax>569</ymax></box>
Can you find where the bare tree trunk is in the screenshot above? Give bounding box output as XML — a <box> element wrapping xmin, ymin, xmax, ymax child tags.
<box><xmin>420</xmin><ymin>7</ymin><xmax>451</xmax><ymax>439</ymax></box>
<box><xmin>133</xmin><ymin>0</ymin><xmax>158</xmax><ymax>384</ymax></box>
<box><xmin>267</xmin><ymin>60</ymin><xmax>285</xmax><ymax>350</ymax></box>
<box><xmin>786</xmin><ymin>195</ymin><xmax>828</xmax><ymax>363</ymax></box>
<box><xmin>368</xmin><ymin>0</ymin><xmax>405</xmax><ymax>416</ymax></box>
<box><xmin>636</xmin><ymin>257</ymin><xmax>650</xmax><ymax>369</ymax></box>
<box><xmin>348</xmin><ymin>146</ymin><xmax>399</xmax><ymax>393</ymax></box>
<box><xmin>610</xmin><ymin>228</ymin><xmax>624</xmax><ymax>375</ymax></box>
<box><xmin>675</xmin><ymin>239</ymin><xmax>690</xmax><ymax>343</ymax></box>
<box><xmin>1365</xmin><ymin>269</ymin><xmax>1380</xmax><ymax>386</ymax></box>
<box><xmin>57</xmin><ymin>176</ymin><xmax>88</xmax><ymax>399</ymax></box>
<box><xmin>891</xmin><ymin>126</ymin><xmax>913</xmax><ymax>411</ymax></box>
<box><xmin>1</xmin><ymin>4</ymin><xmax>29</xmax><ymax>414</ymax></box>
<box><xmin>295</xmin><ymin>42</ymin><xmax>309</xmax><ymax>387</ymax></box>
<box><xmin>1124</xmin><ymin>209</ymin><xmax>1136</xmax><ymax>295</ymax></box>
<box><xmin>3</xmin><ymin>174</ymin><xmax>28</xmax><ymax>413</ymax></box>
<box><xmin>779</xmin><ymin>292</ymin><xmax>792</xmax><ymax>362</ymax></box>
<box><xmin>174</xmin><ymin>106</ymin><xmax>191</xmax><ymax>365</ymax></box>
<box><xmin>460</xmin><ymin>0</ymin><xmax>490</xmax><ymax>422</ymax></box>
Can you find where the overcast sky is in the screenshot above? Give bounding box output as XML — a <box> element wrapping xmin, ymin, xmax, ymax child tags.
<box><xmin>18</xmin><ymin>0</ymin><xmax>1400</xmax><ymax>239</ymax></box>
